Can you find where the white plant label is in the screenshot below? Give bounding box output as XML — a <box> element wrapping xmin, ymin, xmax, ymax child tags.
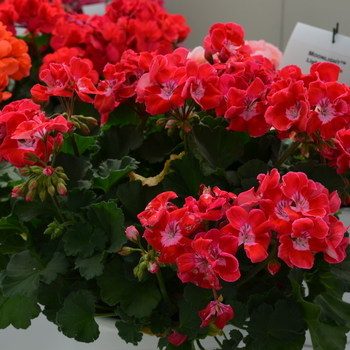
<box><xmin>280</xmin><ymin>22</ymin><xmax>350</xmax><ymax>84</ymax></box>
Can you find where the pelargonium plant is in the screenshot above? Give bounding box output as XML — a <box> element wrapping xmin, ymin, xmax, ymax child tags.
<box><xmin>0</xmin><ymin>4</ymin><xmax>350</xmax><ymax>350</ymax></box>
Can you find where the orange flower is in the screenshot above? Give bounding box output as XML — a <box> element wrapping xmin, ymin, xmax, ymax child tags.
<box><xmin>0</xmin><ymin>22</ymin><xmax>31</xmax><ymax>81</ymax></box>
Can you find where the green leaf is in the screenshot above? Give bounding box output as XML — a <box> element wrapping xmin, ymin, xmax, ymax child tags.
<box><xmin>0</xmin><ymin>251</ymin><xmax>67</xmax><ymax>297</ymax></box>
<box><xmin>0</xmin><ymin>291</ymin><xmax>40</xmax><ymax>329</ymax></box>
<box><xmin>165</xmin><ymin>339</ymin><xmax>193</xmax><ymax>350</ymax></box>
<box><xmin>237</xmin><ymin>159</ymin><xmax>270</xmax><ymax>189</ymax></box>
<box><xmin>247</xmin><ymin>299</ymin><xmax>305</xmax><ymax>344</ymax></box>
<box><xmin>61</xmin><ymin>134</ymin><xmax>95</xmax><ymax>156</ymax></box>
<box><xmin>56</xmin><ymin>290</ymin><xmax>99</xmax><ymax>343</ymax></box>
<box><xmin>0</xmin><ymin>232</ymin><xmax>27</xmax><ymax>255</ymax></box>
<box><xmin>177</xmin><ymin>297</ymin><xmax>203</xmax><ymax>339</ymax></box>
<box><xmin>92</xmin><ymin>157</ymin><xmax>138</xmax><ymax>192</ymax></box>
<box><xmin>163</xmin><ymin>152</ymin><xmax>216</xmax><ymax>198</ymax></box>
<box><xmin>97</xmin><ymin>124</ymin><xmax>144</xmax><ymax>160</ymax></box>
<box><xmin>97</xmin><ymin>258</ymin><xmax>161</xmax><ymax>318</ymax></box>
<box><xmin>63</xmin><ymin>223</ymin><xmax>108</xmax><ymax>258</ymax></box>
<box><xmin>115</xmin><ymin>320</ymin><xmax>143</xmax><ymax>345</ymax></box>
<box><xmin>251</xmin><ymin>333</ymin><xmax>306</xmax><ymax>350</ymax></box>
<box><xmin>227</xmin><ymin>300</ymin><xmax>246</xmax><ymax>328</ymax></box>
<box><xmin>183</xmin><ymin>283</ymin><xmax>212</xmax><ymax>311</ymax></box>
<box><xmin>0</xmin><ymin>251</ymin><xmax>44</xmax><ymax>297</ymax></box>
<box><xmin>0</xmin><ymin>161</ymin><xmax>22</xmax><ymax>186</ymax></box>
<box><xmin>75</xmin><ymin>253</ymin><xmax>105</xmax><ymax>280</ymax></box>
<box><xmin>117</xmin><ymin>180</ymin><xmax>147</xmax><ymax>220</ymax></box>
<box><xmin>38</xmin><ymin>252</ymin><xmax>68</xmax><ymax>284</ymax></box>
<box><xmin>221</xmin><ymin>329</ymin><xmax>243</xmax><ymax>350</ymax></box>
<box><xmin>55</xmin><ymin>153</ymin><xmax>92</xmax><ymax>190</ymax></box>
<box><xmin>13</xmin><ymin>199</ymin><xmax>56</xmax><ymax>221</ymax></box>
<box><xmin>330</xmin><ymin>246</ymin><xmax>350</xmax><ymax>292</ymax></box>
<box><xmin>315</xmin><ymin>292</ymin><xmax>350</xmax><ymax>326</ymax></box>
<box><xmin>149</xmin><ymin>311</ymin><xmax>171</xmax><ymax>335</ymax></box>
<box><xmin>311</xmin><ymin>321</ymin><xmax>349</xmax><ymax>350</ymax></box>
<box><xmin>138</xmin><ymin>130</ymin><xmax>181</xmax><ymax>163</ymax></box>
<box><xmin>191</xmin><ymin>124</ymin><xmax>244</xmax><ymax>170</ymax></box>
<box><xmin>61</xmin><ymin>189</ymin><xmax>96</xmax><ymax>213</ymax></box>
<box><xmin>88</xmin><ymin>202</ymin><xmax>126</xmax><ymax>253</ymax></box>
<box><xmin>38</xmin><ymin>278</ymin><xmax>64</xmax><ymax>323</ymax></box>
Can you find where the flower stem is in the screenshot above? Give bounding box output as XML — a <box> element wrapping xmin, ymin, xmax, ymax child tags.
<box><xmin>156</xmin><ymin>270</ymin><xmax>171</xmax><ymax>305</ymax></box>
<box><xmin>274</xmin><ymin>140</ymin><xmax>301</xmax><ymax>169</ymax></box>
<box><xmin>214</xmin><ymin>336</ymin><xmax>222</xmax><ymax>347</ymax></box>
<box><xmin>196</xmin><ymin>339</ymin><xmax>206</xmax><ymax>350</ymax></box>
<box><xmin>51</xmin><ymin>194</ymin><xmax>66</xmax><ymax>223</ymax></box>
<box><xmin>68</xmin><ymin>130</ymin><xmax>80</xmax><ymax>158</ymax></box>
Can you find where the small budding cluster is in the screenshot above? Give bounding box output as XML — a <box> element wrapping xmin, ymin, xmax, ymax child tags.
<box><xmin>13</xmin><ymin>166</ymin><xmax>69</xmax><ymax>201</ymax></box>
<box><xmin>119</xmin><ymin>225</ymin><xmax>160</xmax><ymax>280</ymax></box>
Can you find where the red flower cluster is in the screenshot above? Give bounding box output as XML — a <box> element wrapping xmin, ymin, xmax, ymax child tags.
<box><xmin>29</xmin><ymin>21</ymin><xmax>350</xmax><ymax>176</ymax></box>
<box><xmin>130</xmin><ymin>170</ymin><xmax>348</xmax><ymax>330</ymax></box>
<box><xmin>0</xmin><ymin>0</ymin><xmax>65</xmax><ymax>36</ymax></box>
<box><xmin>31</xmin><ymin>56</ymin><xmax>99</xmax><ymax>104</ymax></box>
<box><xmin>0</xmin><ymin>0</ymin><xmax>189</xmax><ymax>75</ymax></box>
<box><xmin>0</xmin><ymin>99</ymin><xmax>69</xmax><ymax>168</ymax></box>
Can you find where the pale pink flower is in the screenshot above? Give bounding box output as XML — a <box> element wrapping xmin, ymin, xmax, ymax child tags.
<box><xmin>245</xmin><ymin>40</ymin><xmax>283</xmax><ymax>69</ymax></box>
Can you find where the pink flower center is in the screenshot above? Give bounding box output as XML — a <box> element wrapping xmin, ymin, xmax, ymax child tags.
<box><xmin>161</xmin><ymin>221</ymin><xmax>182</xmax><ymax>247</ymax></box>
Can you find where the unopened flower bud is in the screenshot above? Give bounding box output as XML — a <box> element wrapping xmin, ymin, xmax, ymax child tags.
<box><xmin>39</xmin><ymin>188</ymin><xmax>47</xmax><ymax>201</ymax></box>
<box><xmin>20</xmin><ymin>167</ymin><xmax>31</xmax><ymax>177</ymax></box>
<box><xmin>47</xmin><ymin>184</ymin><xmax>56</xmax><ymax>196</ymax></box>
<box><xmin>57</xmin><ymin>179</ymin><xmax>67</xmax><ymax>195</ymax></box>
<box><xmin>43</xmin><ymin>166</ymin><xmax>54</xmax><ymax>176</ymax></box>
<box><xmin>118</xmin><ymin>247</ymin><xmax>135</xmax><ymax>256</ymax></box>
<box><xmin>125</xmin><ymin>225</ymin><xmax>140</xmax><ymax>242</ymax></box>
<box><xmin>26</xmin><ymin>190</ymin><xmax>36</xmax><ymax>201</ymax></box>
<box><xmin>148</xmin><ymin>261</ymin><xmax>159</xmax><ymax>274</ymax></box>
<box><xmin>12</xmin><ymin>185</ymin><xmax>25</xmax><ymax>198</ymax></box>
<box><xmin>134</xmin><ymin>261</ymin><xmax>148</xmax><ymax>281</ymax></box>
<box><xmin>267</xmin><ymin>258</ymin><xmax>281</xmax><ymax>275</ymax></box>
<box><xmin>84</xmin><ymin>116</ymin><xmax>98</xmax><ymax>126</ymax></box>
<box><xmin>30</xmin><ymin>166</ymin><xmax>44</xmax><ymax>174</ymax></box>
<box><xmin>28</xmin><ymin>179</ymin><xmax>39</xmax><ymax>191</ymax></box>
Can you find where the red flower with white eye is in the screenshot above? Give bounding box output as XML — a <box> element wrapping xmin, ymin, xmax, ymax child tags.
<box><xmin>223</xmin><ymin>206</ymin><xmax>271</xmax><ymax>263</ymax></box>
<box><xmin>63</xmin><ymin>57</ymin><xmax>99</xmax><ymax>103</ymax></box>
<box><xmin>281</xmin><ymin>172</ymin><xmax>330</xmax><ymax>218</ymax></box>
<box><xmin>224</xmin><ymin>77</ymin><xmax>270</xmax><ymax>137</ymax></box>
<box><xmin>137</xmin><ymin>191</ymin><xmax>178</xmax><ymax>227</ymax></box>
<box><xmin>265</xmin><ymin>80</ymin><xmax>309</xmax><ymax>134</ymax></box>
<box><xmin>278</xmin><ymin>217</ymin><xmax>328</xmax><ymax>269</ymax></box>
<box><xmin>204</xmin><ymin>22</ymin><xmax>245</xmax><ymax>62</ymax></box>
<box><xmin>323</xmin><ymin>215</ymin><xmax>349</xmax><ymax>263</ymax></box>
<box><xmin>94</xmin><ymin>63</ymin><xmax>126</xmax><ymax>123</ymax></box>
<box><xmin>176</xmin><ymin>229</ymin><xmax>240</xmax><ymax>289</ymax></box>
<box><xmin>198</xmin><ymin>300</ymin><xmax>234</xmax><ymax>329</ymax></box>
<box><xmin>181</xmin><ymin>60</ymin><xmax>222</xmax><ymax>110</ymax></box>
<box><xmin>306</xmin><ymin>80</ymin><xmax>350</xmax><ymax>140</ymax></box>
<box><xmin>136</xmin><ymin>54</ymin><xmax>187</xmax><ymax>115</ymax></box>
<box><xmin>31</xmin><ymin>63</ymin><xmax>72</xmax><ymax>101</ymax></box>
<box><xmin>143</xmin><ymin>208</ymin><xmax>201</xmax><ymax>264</ymax></box>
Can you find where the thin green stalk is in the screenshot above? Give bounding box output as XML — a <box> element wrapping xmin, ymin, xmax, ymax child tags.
<box><xmin>196</xmin><ymin>339</ymin><xmax>206</xmax><ymax>350</ymax></box>
<box><xmin>274</xmin><ymin>140</ymin><xmax>301</xmax><ymax>169</ymax></box>
<box><xmin>214</xmin><ymin>336</ymin><xmax>222</xmax><ymax>347</ymax></box>
<box><xmin>183</xmin><ymin>128</ymin><xmax>189</xmax><ymax>153</ymax></box>
<box><xmin>51</xmin><ymin>194</ymin><xmax>67</xmax><ymax>223</ymax></box>
<box><xmin>156</xmin><ymin>269</ymin><xmax>171</xmax><ymax>305</ymax></box>
<box><xmin>68</xmin><ymin>130</ymin><xmax>80</xmax><ymax>158</ymax></box>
